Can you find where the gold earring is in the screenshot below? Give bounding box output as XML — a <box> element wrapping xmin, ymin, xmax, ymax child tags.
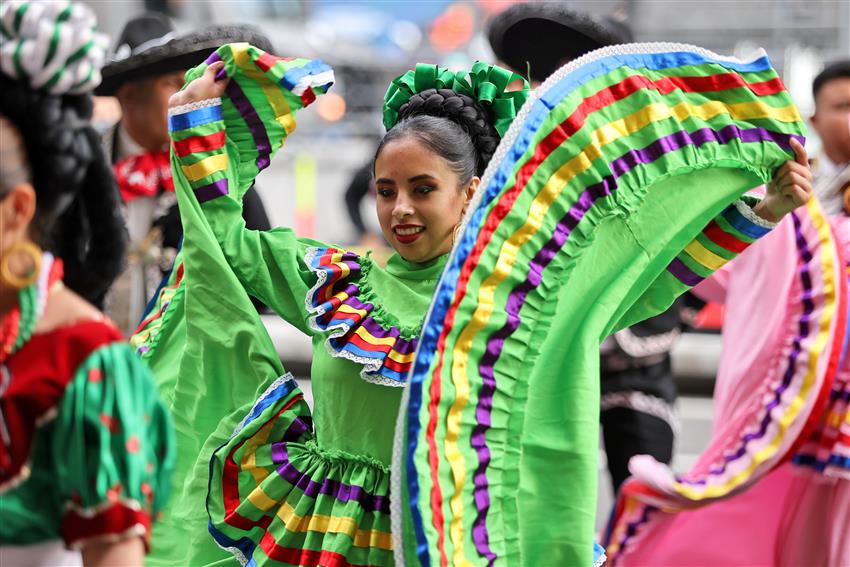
<box><xmin>451</xmin><ymin>223</ymin><xmax>462</xmax><ymax>247</ymax></box>
<box><xmin>0</xmin><ymin>240</ymin><xmax>42</xmax><ymax>289</ymax></box>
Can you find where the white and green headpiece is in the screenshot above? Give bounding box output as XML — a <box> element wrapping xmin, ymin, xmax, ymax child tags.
<box><xmin>0</xmin><ymin>0</ymin><xmax>108</xmax><ymax>95</ymax></box>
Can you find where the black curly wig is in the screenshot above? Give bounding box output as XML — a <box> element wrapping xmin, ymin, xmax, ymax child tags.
<box><xmin>375</xmin><ymin>88</ymin><xmax>501</xmax><ymax>182</ymax></box>
<box><xmin>1</xmin><ymin>74</ymin><xmax>127</xmax><ymax>307</ymax></box>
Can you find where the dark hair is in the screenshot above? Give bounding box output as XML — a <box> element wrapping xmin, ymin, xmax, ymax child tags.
<box><xmin>375</xmin><ymin>88</ymin><xmax>501</xmax><ymax>182</ymax></box>
<box><xmin>1</xmin><ymin>74</ymin><xmax>127</xmax><ymax>307</ymax></box>
<box><xmin>813</xmin><ymin>60</ymin><xmax>850</xmax><ymax>101</ymax></box>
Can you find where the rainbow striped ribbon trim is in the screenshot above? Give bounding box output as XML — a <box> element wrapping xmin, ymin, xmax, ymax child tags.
<box><xmin>168</xmin><ymin>102</ymin><xmax>229</xmax><ymax>204</ymax></box>
<box><xmin>393</xmin><ymin>43</ymin><xmax>804</xmax><ymax>567</ymax></box>
<box><xmin>793</xmin><ymin>223</ymin><xmax>850</xmax><ymax>478</ymax></box>
<box><xmin>607</xmin><ymin>198</ymin><xmax>846</xmax><ymax>561</ymax></box>
<box><xmin>666</xmin><ymin>196</ymin><xmax>771</xmax><ymax>286</ymax></box>
<box><xmin>305</xmin><ymin>247</ymin><xmax>418</xmax><ymax>386</ymax></box>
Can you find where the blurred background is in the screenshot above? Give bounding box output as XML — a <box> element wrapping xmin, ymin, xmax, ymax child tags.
<box><xmin>87</xmin><ymin>0</ymin><xmax>849</xmax><ymax>521</ymax></box>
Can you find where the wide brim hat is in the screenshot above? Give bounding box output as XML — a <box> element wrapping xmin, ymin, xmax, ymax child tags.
<box><xmin>487</xmin><ymin>3</ymin><xmax>633</xmax><ymax>83</ymax></box>
<box><xmin>96</xmin><ymin>19</ymin><xmax>273</xmax><ymax>96</ymax></box>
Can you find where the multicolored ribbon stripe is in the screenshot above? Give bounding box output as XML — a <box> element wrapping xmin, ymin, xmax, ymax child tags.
<box><xmin>606</xmin><ymin>198</ymin><xmax>847</xmax><ymax>563</ymax></box>
<box><xmin>666</xmin><ymin>198</ymin><xmax>771</xmax><ymax>286</ymax></box>
<box><xmin>794</xmin><ymin>217</ymin><xmax>850</xmax><ymax>478</ymax></box>
<box><xmin>305</xmin><ymin>247</ymin><xmax>417</xmax><ymax>384</ymax></box>
<box><xmin>207</xmin><ymin>376</ymin><xmax>394</xmax><ymax>567</ymax></box>
<box><xmin>167</xmin><ymin>43</ymin><xmax>332</xmax><ymax>204</ymax></box>
<box><xmin>136</xmin><ymin>44</ymin><xmax>333</xmax><ymax>350</ymax></box>
<box><xmin>394</xmin><ymin>45</ymin><xmax>805</xmax><ymax>567</ymax></box>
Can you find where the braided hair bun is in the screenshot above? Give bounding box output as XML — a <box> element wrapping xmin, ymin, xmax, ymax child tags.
<box><xmin>397</xmin><ymin>88</ymin><xmax>500</xmax><ymax>176</ymax></box>
<box><xmin>0</xmin><ymin>1</ymin><xmax>124</xmax><ymax>307</ymax></box>
<box><xmin>1</xmin><ymin>71</ymin><xmax>126</xmax><ymax>308</ymax></box>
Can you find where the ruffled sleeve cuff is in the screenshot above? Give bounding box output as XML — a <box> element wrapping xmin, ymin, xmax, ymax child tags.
<box><xmin>665</xmin><ymin>196</ymin><xmax>775</xmax><ymax>287</ymax></box>
<box><xmin>62</xmin><ymin>498</ymin><xmax>151</xmax><ymax>551</ymax></box>
<box><xmin>168</xmin><ymin>97</ymin><xmax>229</xmax><ymax>204</ymax></box>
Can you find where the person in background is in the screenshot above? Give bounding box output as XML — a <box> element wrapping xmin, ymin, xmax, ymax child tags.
<box><xmin>0</xmin><ymin>2</ymin><xmax>174</xmax><ymax>566</ymax></box>
<box><xmin>487</xmin><ymin>2</ymin><xmax>698</xmax><ymax>493</ymax></box>
<box><xmin>810</xmin><ymin>60</ymin><xmax>850</xmax><ymax>215</ymax></box>
<box><xmin>344</xmin><ymin>159</ymin><xmax>387</xmax><ymax>249</ymax></box>
<box><xmin>95</xmin><ymin>13</ymin><xmax>273</xmax><ymax>333</ymax></box>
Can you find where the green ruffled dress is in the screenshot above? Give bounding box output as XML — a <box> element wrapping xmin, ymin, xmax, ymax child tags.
<box><xmin>134</xmin><ymin>43</ymin><xmax>800</xmax><ymax>567</ymax></box>
<box><xmin>131</xmin><ymin>45</ymin><xmax>450</xmax><ymax>566</ymax></box>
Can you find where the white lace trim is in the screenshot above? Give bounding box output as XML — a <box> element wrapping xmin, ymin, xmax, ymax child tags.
<box><xmin>303</xmin><ymin>247</ymin><xmax>407</xmax><ymax>388</ymax></box>
<box><xmin>389</xmin><ymin>42</ymin><xmax>770</xmax><ymax>563</ymax></box>
<box><xmin>360</xmin><ymin>372</ymin><xmax>409</xmax><ymax>388</ymax></box>
<box><xmin>601</xmin><ymin>391</ymin><xmax>681</xmax><ymax>436</ymax></box>
<box><xmin>167</xmin><ymin>97</ymin><xmax>222</xmax><ymax>117</ymax></box>
<box><xmin>231</xmin><ymin>373</ymin><xmax>297</xmax><ymax>437</ymax></box>
<box><xmin>214</xmin><ymin>540</ymin><xmax>249</xmax><ymax>567</ymax></box>
<box><xmin>613</xmin><ymin>327</ymin><xmax>681</xmax><ymax>358</ymax></box>
<box><xmin>734</xmin><ymin>196</ymin><xmax>778</xmax><ymax>229</ymax></box>
<box><xmin>594</xmin><ymin>550</ymin><xmax>608</xmax><ymax>567</ymax></box>
<box><xmin>291</xmin><ymin>69</ymin><xmax>335</xmax><ymax>96</ymax></box>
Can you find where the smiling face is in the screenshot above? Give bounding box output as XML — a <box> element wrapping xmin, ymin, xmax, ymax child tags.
<box><xmin>374</xmin><ymin>137</ymin><xmax>477</xmax><ymax>263</ymax></box>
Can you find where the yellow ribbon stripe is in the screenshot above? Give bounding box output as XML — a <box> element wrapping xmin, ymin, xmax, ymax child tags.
<box><xmin>440</xmin><ymin>91</ymin><xmax>802</xmax><ymax>560</ymax></box>
<box><xmin>247</xmin><ymin>485</ymin><xmax>278</xmax><ymax>512</ymax></box>
<box><xmin>275</xmin><ymin>500</ymin><xmax>393</xmax><ymax>550</ymax></box>
<box><xmin>233</xmin><ymin>44</ymin><xmax>296</xmax><ymax>142</ymax></box>
<box><xmin>353</xmin><ymin>325</ymin><xmax>400</xmax><ymax>348</ymax></box>
<box><xmin>181</xmin><ymin>153</ymin><xmax>228</xmax><ymax>183</ymax></box>
<box><xmin>241</xmin><ymin>411</ymin><xmax>280</xmax><ymax>487</ymax></box>
<box><xmin>336</xmin><ymin>302</ymin><xmax>369</xmax><ymax>320</ymax></box>
<box><xmin>683</xmin><ymin>239</ymin><xmax>729</xmax><ymax>271</ymax></box>
<box><xmin>387</xmin><ymin>349</ymin><xmax>415</xmax><ymax>365</ymax></box>
<box><xmin>673</xmin><ymin>198</ymin><xmax>837</xmax><ymax>500</ymax></box>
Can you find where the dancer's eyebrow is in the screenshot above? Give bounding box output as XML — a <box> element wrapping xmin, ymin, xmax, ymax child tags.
<box><xmin>375</xmin><ymin>174</ymin><xmax>437</xmax><ymax>185</ymax></box>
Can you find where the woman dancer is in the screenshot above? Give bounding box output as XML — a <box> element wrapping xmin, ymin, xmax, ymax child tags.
<box><xmin>137</xmin><ymin>43</ymin><xmax>812</xmax><ymax>566</ymax></box>
<box><xmin>606</xmin><ymin>171</ymin><xmax>849</xmax><ymax>566</ymax></box>
<box><xmin>0</xmin><ymin>2</ymin><xmax>174</xmax><ymax>566</ymax></box>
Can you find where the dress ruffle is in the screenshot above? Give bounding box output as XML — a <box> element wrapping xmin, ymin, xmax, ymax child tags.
<box><xmin>305</xmin><ymin>247</ymin><xmax>419</xmax><ymax>387</ymax></box>
<box><xmin>606</xmin><ymin>200</ymin><xmax>848</xmax><ymax>564</ymax></box>
<box><xmin>394</xmin><ymin>44</ymin><xmax>805</xmax><ymax>567</ymax></box>
<box><xmin>794</xmin><ymin>215</ymin><xmax>850</xmax><ymax>480</ymax></box>
<box><xmin>208</xmin><ymin>376</ymin><xmax>394</xmax><ymax>567</ymax></box>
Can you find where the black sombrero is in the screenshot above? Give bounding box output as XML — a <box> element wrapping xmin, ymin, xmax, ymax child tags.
<box><xmin>487</xmin><ymin>3</ymin><xmax>633</xmax><ymax>83</ymax></box>
<box><xmin>96</xmin><ymin>13</ymin><xmax>274</xmax><ymax>96</ymax></box>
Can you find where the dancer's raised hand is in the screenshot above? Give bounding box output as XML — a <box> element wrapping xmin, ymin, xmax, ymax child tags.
<box><xmin>168</xmin><ymin>60</ymin><xmax>228</xmax><ymax>108</ymax></box>
<box><xmin>753</xmin><ymin>138</ymin><xmax>813</xmax><ymax>222</ymax></box>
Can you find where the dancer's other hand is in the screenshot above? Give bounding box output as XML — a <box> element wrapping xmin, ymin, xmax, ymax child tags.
<box><xmin>754</xmin><ymin>138</ymin><xmax>813</xmax><ymax>222</ymax></box>
<box><xmin>168</xmin><ymin>60</ymin><xmax>228</xmax><ymax>109</ymax></box>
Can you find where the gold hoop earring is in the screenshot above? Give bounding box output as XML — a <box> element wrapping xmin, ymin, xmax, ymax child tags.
<box><xmin>451</xmin><ymin>223</ymin><xmax>462</xmax><ymax>247</ymax></box>
<box><xmin>0</xmin><ymin>240</ymin><xmax>42</xmax><ymax>289</ymax></box>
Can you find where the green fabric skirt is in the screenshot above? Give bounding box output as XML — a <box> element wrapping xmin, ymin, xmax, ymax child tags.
<box><xmin>207</xmin><ymin>376</ymin><xmax>394</xmax><ymax>566</ymax></box>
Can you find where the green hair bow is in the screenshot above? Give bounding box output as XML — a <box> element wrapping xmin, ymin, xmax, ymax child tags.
<box><xmin>382</xmin><ymin>61</ymin><xmax>530</xmax><ymax>138</ymax></box>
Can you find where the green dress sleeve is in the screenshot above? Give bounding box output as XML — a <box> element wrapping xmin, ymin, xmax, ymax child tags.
<box><xmin>52</xmin><ymin>341</ymin><xmax>175</xmax><ymax>550</ymax></box>
<box><xmin>167</xmin><ymin>100</ymin><xmax>320</xmax><ymax>335</ymax></box>
<box><xmin>612</xmin><ymin>195</ymin><xmax>775</xmax><ymax>331</ymax></box>
<box><xmin>129</xmin><ymin>48</ymin><xmax>339</xmax><ymax>566</ymax></box>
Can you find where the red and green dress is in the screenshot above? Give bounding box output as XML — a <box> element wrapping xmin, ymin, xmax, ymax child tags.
<box><xmin>0</xmin><ymin>261</ymin><xmax>174</xmax><ymax>557</ymax></box>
